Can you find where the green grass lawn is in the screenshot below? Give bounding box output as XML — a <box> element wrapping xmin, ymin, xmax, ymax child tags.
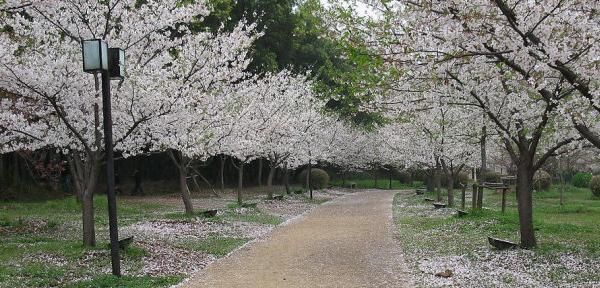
<box><xmin>330</xmin><ymin>178</ymin><xmax>422</xmax><ymax>190</ymax></box>
<box><xmin>399</xmin><ymin>184</ymin><xmax>600</xmax><ymax>254</ymax></box>
<box><xmin>394</xmin><ymin>184</ymin><xmax>600</xmax><ymax>286</ymax></box>
<box><xmin>0</xmin><ymin>196</ymin><xmax>178</xmax><ymax>288</ymax></box>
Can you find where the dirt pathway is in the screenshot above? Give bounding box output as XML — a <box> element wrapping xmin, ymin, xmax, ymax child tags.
<box><xmin>180</xmin><ymin>190</ymin><xmax>411</xmax><ymax>288</ymax></box>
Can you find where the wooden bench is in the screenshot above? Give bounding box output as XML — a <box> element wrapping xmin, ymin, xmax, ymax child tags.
<box><xmin>415</xmin><ymin>188</ymin><xmax>426</xmax><ymax>195</ymax></box>
<box><xmin>488</xmin><ymin>236</ymin><xmax>518</xmax><ymax>250</ymax></box>
<box><xmin>424</xmin><ymin>197</ymin><xmax>435</xmax><ymax>202</ymax></box>
<box><xmin>433</xmin><ymin>202</ymin><xmax>447</xmax><ymax>209</ymax></box>
<box><xmin>272</xmin><ymin>195</ymin><xmax>284</xmax><ymax>200</ymax></box>
<box><xmin>456</xmin><ymin>209</ymin><xmax>469</xmax><ymax>217</ymax></box>
<box><xmin>118</xmin><ymin>236</ymin><xmax>134</xmax><ymax>250</ymax></box>
<box><xmin>200</xmin><ymin>209</ymin><xmax>218</xmax><ymax>217</ymax></box>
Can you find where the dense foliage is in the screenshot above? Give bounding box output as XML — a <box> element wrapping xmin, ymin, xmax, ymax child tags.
<box><xmin>572</xmin><ymin>172</ymin><xmax>593</xmax><ymax>188</ymax></box>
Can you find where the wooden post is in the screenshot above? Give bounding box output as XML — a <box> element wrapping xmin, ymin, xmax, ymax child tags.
<box><xmin>501</xmin><ymin>187</ymin><xmax>507</xmax><ymax>213</ymax></box>
<box><xmin>461</xmin><ymin>184</ymin><xmax>466</xmax><ymax>210</ymax></box>
<box><xmin>477</xmin><ymin>185</ymin><xmax>484</xmax><ymax>209</ymax></box>
<box><xmin>472</xmin><ymin>183</ymin><xmax>477</xmax><ymax>209</ymax></box>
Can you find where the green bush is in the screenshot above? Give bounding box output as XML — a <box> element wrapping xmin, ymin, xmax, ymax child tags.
<box><xmin>591</xmin><ymin>176</ymin><xmax>600</xmax><ymax>197</ymax></box>
<box><xmin>297</xmin><ymin>168</ymin><xmax>330</xmax><ymax>189</ymax></box>
<box><xmin>572</xmin><ymin>172</ymin><xmax>593</xmax><ymax>188</ymax></box>
<box><xmin>482</xmin><ymin>171</ymin><xmax>502</xmax><ymax>183</ymax></box>
<box><xmin>397</xmin><ymin>170</ymin><xmax>412</xmax><ymax>184</ymax></box>
<box><xmin>533</xmin><ymin>170</ymin><xmax>552</xmax><ymax>191</ymax></box>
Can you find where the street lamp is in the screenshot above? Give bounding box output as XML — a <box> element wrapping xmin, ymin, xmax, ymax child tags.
<box><xmin>82</xmin><ymin>39</ymin><xmax>124</xmax><ymax>277</ymax></box>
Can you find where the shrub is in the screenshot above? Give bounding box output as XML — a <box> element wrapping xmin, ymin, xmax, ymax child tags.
<box><xmin>397</xmin><ymin>170</ymin><xmax>412</xmax><ymax>184</ymax></box>
<box><xmin>572</xmin><ymin>172</ymin><xmax>593</xmax><ymax>188</ymax></box>
<box><xmin>482</xmin><ymin>171</ymin><xmax>501</xmax><ymax>183</ymax></box>
<box><xmin>591</xmin><ymin>176</ymin><xmax>600</xmax><ymax>197</ymax></box>
<box><xmin>533</xmin><ymin>170</ymin><xmax>552</xmax><ymax>191</ymax></box>
<box><xmin>297</xmin><ymin>168</ymin><xmax>330</xmax><ymax>189</ymax></box>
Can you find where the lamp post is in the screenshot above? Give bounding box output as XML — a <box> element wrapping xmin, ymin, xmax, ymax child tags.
<box><xmin>82</xmin><ymin>39</ymin><xmax>125</xmax><ymax>277</ymax></box>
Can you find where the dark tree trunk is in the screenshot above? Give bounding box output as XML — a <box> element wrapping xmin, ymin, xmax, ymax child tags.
<box><xmin>177</xmin><ymin>164</ymin><xmax>193</xmax><ymax>214</ymax></box>
<box><xmin>0</xmin><ymin>154</ymin><xmax>4</xmax><ymax>189</ymax></box>
<box><xmin>388</xmin><ymin>169</ymin><xmax>392</xmax><ymax>189</ymax></box>
<box><xmin>434</xmin><ymin>162</ymin><xmax>442</xmax><ymax>201</ymax></box>
<box><xmin>69</xmin><ymin>152</ymin><xmax>101</xmax><ymax>247</ymax></box>
<box><xmin>219</xmin><ymin>155</ymin><xmax>225</xmax><ymax>193</ymax></box>
<box><xmin>480</xmin><ymin>125</ymin><xmax>487</xmax><ymax>183</ymax></box>
<box><xmin>308</xmin><ymin>160</ymin><xmax>313</xmax><ymax>200</ymax></box>
<box><xmin>257</xmin><ymin>158</ymin><xmax>263</xmax><ymax>186</ymax></box>
<box><xmin>267</xmin><ymin>164</ymin><xmax>276</xmax><ymax>199</ymax></box>
<box><xmin>516</xmin><ymin>156</ymin><xmax>536</xmax><ymax>248</ymax></box>
<box><xmin>168</xmin><ymin>150</ymin><xmax>193</xmax><ymax>214</ymax></box>
<box><xmin>237</xmin><ymin>162</ymin><xmax>244</xmax><ymax>205</ymax></box>
<box><xmin>426</xmin><ymin>170</ymin><xmax>434</xmax><ymax>192</ymax></box>
<box><xmin>82</xmin><ymin>191</ymin><xmax>95</xmax><ymax>247</ymax></box>
<box><xmin>447</xmin><ymin>173</ymin><xmax>454</xmax><ymax>207</ymax></box>
<box><xmin>284</xmin><ymin>165</ymin><xmax>290</xmax><ymax>194</ymax></box>
<box><xmin>374</xmin><ymin>170</ymin><xmax>378</xmax><ymax>188</ymax></box>
<box><xmin>472</xmin><ymin>183</ymin><xmax>478</xmax><ymax>209</ymax></box>
<box><xmin>461</xmin><ymin>184</ymin><xmax>466</xmax><ymax>210</ymax></box>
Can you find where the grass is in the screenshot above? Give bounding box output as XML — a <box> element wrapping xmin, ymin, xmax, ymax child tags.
<box><xmin>0</xmin><ymin>196</ymin><xmax>177</xmax><ymax>288</ymax></box>
<box><xmin>393</xmin><ymin>183</ymin><xmax>600</xmax><ymax>286</ymax></box>
<box><xmin>164</xmin><ymin>201</ymin><xmax>283</xmax><ymax>225</ymax></box>
<box><xmin>396</xmin><ymin>184</ymin><xmax>600</xmax><ymax>255</ymax></box>
<box><xmin>69</xmin><ymin>275</ymin><xmax>183</xmax><ymax>288</ymax></box>
<box><xmin>330</xmin><ymin>178</ymin><xmax>422</xmax><ymax>189</ymax></box>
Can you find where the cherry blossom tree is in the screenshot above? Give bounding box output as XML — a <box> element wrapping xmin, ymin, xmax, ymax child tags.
<box><xmin>330</xmin><ymin>0</ymin><xmax>597</xmax><ymax>248</ymax></box>
<box><xmin>141</xmin><ymin>21</ymin><xmax>259</xmax><ymax>214</ymax></box>
<box><xmin>0</xmin><ymin>0</ymin><xmax>210</xmax><ymax>246</ymax></box>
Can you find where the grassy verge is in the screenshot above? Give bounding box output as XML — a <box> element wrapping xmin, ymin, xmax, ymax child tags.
<box><xmin>394</xmin><ymin>184</ymin><xmax>600</xmax><ymax>287</ymax></box>
<box><xmin>69</xmin><ymin>275</ymin><xmax>183</xmax><ymax>288</ymax></box>
<box><xmin>0</xmin><ymin>196</ymin><xmax>179</xmax><ymax>288</ymax></box>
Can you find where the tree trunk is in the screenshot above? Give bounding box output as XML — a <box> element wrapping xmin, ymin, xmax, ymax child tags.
<box><xmin>267</xmin><ymin>164</ymin><xmax>276</xmax><ymax>199</ymax></box>
<box><xmin>178</xmin><ymin>164</ymin><xmax>194</xmax><ymax>214</ymax></box>
<box><xmin>461</xmin><ymin>184</ymin><xmax>466</xmax><ymax>210</ymax></box>
<box><xmin>342</xmin><ymin>171</ymin><xmax>346</xmax><ymax>187</ymax></box>
<box><xmin>374</xmin><ymin>170</ymin><xmax>378</xmax><ymax>189</ymax></box>
<box><xmin>516</xmin><ymin>158</ymin><xmax>536</xmax><ymax>248</ymax></box>
<box><xmin>472</xmin><ymin>183</ymin><xmax>478</xmax><ymax>209</ymax></box>
<box><xmin>237</xmin><ymin>162</ymin><xmax>244</xmax><ymax>206</ymax></box>
<box><xmin>434</xmin><ymin>163</ymin><xmax>442</xmax><ymax>201</ymax></box>
<box><xmin>169</xmin><ymin>150</ymin><xmax>194</xmax><ymax>214</ymax></box>
<box><xmin>480</xmin><ymin>125</ymin><xmax>487</xmax><ymax>183</ymax></box>
<box><xmin>219</xmin><ymin>155</ymin><xmax>225</xmax><ymax>193</ymax></box>
<box><xmin>257</xmin><ymin>158</ymin><xmax>263</xmax><ymax>186</ymax></box>
<box><xmin>308</xmin><ymin>160</ymin><xmax>313</xmax><ymax>200</ymax></box>
<box><xmin>388</xmin><ymin>169</ymin><xmax>392</xmax><ymax>189</ymax></box>
<box><xmin>82</xmin><ymin>191</ymin><xmax>95</xmax><ymax>247</ymax></box>
<box><xmin>426</xmin><ymin>170</ymin><xmax>434</xmax><ymax>192</ymax></box>
<box><xmin>284</xmin><ymin>165</ymin><xmax>290</xmax><ymax>194</ymax></box>
<box><xmin>69</xmin><ymin>152</ymin><xmax>100</xmax><ymax>247</ymax></box>
<box><xmin>447</xmin><ymin>173</ymin><xmax>454</xmax><ymax>207</ymax></box>
<box><xmin>0</xmin><ymin>154</ymin><xmax>4</xmax><ymax>189</ymax></box>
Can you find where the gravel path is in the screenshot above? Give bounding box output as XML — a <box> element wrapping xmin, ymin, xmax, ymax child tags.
<box><xmin>180</xmin><ymin>190</ymin><xmax>411</xmax><ymax>288</ymax></box>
